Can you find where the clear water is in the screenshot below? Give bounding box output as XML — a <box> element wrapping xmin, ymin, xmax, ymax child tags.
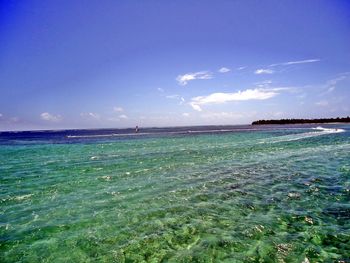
<box><xmin>1</xmin><ymin>125</ymin><xmax>349</xmax><ymax>262</ymax></box>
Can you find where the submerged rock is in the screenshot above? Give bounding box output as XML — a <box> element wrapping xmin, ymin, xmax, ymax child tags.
<box><xmin>304</xmin><ymin>216</ymin><xmax>313</xmax><ymax>225</ymax></box>
<box><xmin>288</xmin><ymin>192</ymin><xmax>301</xmax><ymax>199</ymax></box>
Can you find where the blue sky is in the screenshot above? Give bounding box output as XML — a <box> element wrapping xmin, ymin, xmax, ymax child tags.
<box><xmin>0</xmin><ymin>0</ymin><xmax>350</xmax><ymax>130</ymax></box>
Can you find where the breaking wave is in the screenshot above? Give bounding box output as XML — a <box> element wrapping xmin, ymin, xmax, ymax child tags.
<box><xmin>260</xmin><ymin>127</ymin><xmax>345</xmax><ymax>144</ymax></box>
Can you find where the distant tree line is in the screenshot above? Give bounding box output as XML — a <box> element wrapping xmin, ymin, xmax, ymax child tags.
<box><xmin>252</xmin><ymin>116</ymin><xmax>350</xmax><ymax>125</ymax></box>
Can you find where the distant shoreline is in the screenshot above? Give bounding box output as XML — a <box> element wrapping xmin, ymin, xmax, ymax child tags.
<box><xmin>252</xmin><ymin>117</ymin><xmax>350</xmax><ymax>125</ymax></box>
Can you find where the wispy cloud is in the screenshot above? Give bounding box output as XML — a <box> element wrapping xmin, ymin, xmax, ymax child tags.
<box><xmin>0</xmin><ymin>113</ymin><xmax>2</xmax><ymax>118</ymax></box>
<box><xmin>166</xmin><ymin>94</ymin><xmax>185</xmax><ymax>105</ymax></box>
<box><xmin>254</xmin><ymin>69</ymin><xmax>274</xmax><ymax>75</ymax></box>
<box><xmin>253</xmin><ymin>80</ymin><xmax>298</xmax><ymax>93</ymax></box>
<box><xmin>157</xmin><ymin>88</ymin><xmax>164</xmax><ymax>92</ymax></box>
<box><xmin>190</xmin><ymin>103</ymin><xmax>203</xmax><ymax>112</ymax></box>
<box><xmin>113</xmin><ymin>106</ymin><xmax>124</xmax><ymax>112</ymax></box>
<box><xmin>237</xmin><ymin>66</ymin><xmax>246</xmax><ymax>70</ymax></box>
<box><xmin>272</xmin><ymin>111</ymin><xmax>284</xmax><ymax>117</ymax></box>
<box><xmin>200</xmin><ymin>111</ymin><xmax>245</xmax><ymax>119</ymax></box>
<box><xmin>326</xmin><ymin>75</ymin><xmax>347</xmax><ymax>91</ymax></box>
<box><xmin>190</xmin><ymin>88</ymin><xmax>280</xmax><ymax>111</ymax></box>
<box><xmin>218</xmin><ymin>67</ymin><xmax>230</xmax><ymax>73</ymax></box>
<box><xmin>254</xmin><ymin>80</ymin><xmax>273</xmax><ymax>88</ymax></box>
<box><xmin>327</xmin><ymin>86</ymin><xmax>335</xmax><ymax>93</ymax></box>
<box><xmin>284</xmin><ymin>59</ymin><xmax>320</xmax><ymax>65</ymax></box>
<box><xmin>81</xmin><ymin>112</ymin><xmax>100</xmax><ymax>119</ymax></box>
<box><xmin>40</xmin><ymin>112</ymin><xmax>62</xmax><ymax>122</ymax></box>
<box><xmin>270</xmin><ymin>59</ymin><xmax>320</xmax><ymax>67</ymax></box>
<box><xmin>315</xmin><ymin>100</ymin><xmax>329</xmax><ymax>107</ymax></box>
<box><xmin>254</xmin><ymin>59</ymin><xmax>320</xmax><ymax>75</ymax></box>
<box><xmin>319</xmin><ymin>72</ymin><xmax>349</xmax><ymax>95</ymax></box>
<box><xmin>119</xmin><ymin>114</ymin><xmax>128</xmax><ymax>119</ymax></box>
<box><xmin>182</xmin><ymin>113</ymin><xmax>190</xmax><ymax>117</ymax></box>
<box><xmin>166</xmin><ymin>94</ymin><xmax>181</xmax><ymax>99</ymax></box>
<box><xmin>176</xmin><ymin>71</ymin><xmax>212</xmax><ymax>86</ymax></box>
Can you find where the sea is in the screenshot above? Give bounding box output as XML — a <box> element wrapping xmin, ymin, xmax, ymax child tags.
<box><xmin>1</xmin><ymin>124</ymin><xmax>349</xmax><ymax>262</ymax></box>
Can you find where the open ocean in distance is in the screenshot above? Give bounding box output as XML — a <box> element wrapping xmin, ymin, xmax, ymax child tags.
<box><xmin>1</xmin><ymin>124</ymin><xmax>349</xmax><ymax>262</ymax></box>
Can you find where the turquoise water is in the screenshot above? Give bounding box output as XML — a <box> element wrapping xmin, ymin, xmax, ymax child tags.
<box><xmin>1</xmin><ymin>125</ymin><xmax>349</xmax><ymax>262</ymax></box>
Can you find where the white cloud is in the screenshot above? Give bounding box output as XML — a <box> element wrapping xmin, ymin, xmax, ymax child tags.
<box><xmin>237</xmin><ymin>66</ymin><xmax>246</xmax><ymax>70</ymax></box>
<box><xmin>254</xmin><ymin>69</ymin><xmax>274</xmax><ymax>75</ymax></box>
<box><xmin>182</xmin><ymin>113</ymin><xmax>190</xmax><ymax>117</ymax></box>
<box><xmin>113</xmin><ymin>106</ymin><xmax>124</xmax><ymax>112</ymax></box>
<box><xmin>320</xmin><ymin>73</ymin><xmax>349</xmax><ymax>96</ymax></box>
<box><xmin>89</xmin><ymin>113</ymin><xmax>100</xmax><ymax>119</ymax></box>
<box><xmin>40</xmin><ymin>112</ymin><xmax>62</xmax><ymax>122</ymax></box>
<box><xmin>327</xmin><ymin>86</ymin><xmax>335</xmax><ymax>93</ymax></box>
<box><xmin>253</xmin><ymin>80</ymin><xmax>299</xmax><ymax>94</ymax></box>
<box><xmin>166</xmin><ymin>94</ymin><xmax>181</xmax><ymax>99</ymax></box>
<box><xmin>119</xmin><ymin>114</ymin><xmax>128</xmax><ymax>119</ymax></box>
<box><xmin>190</xmin><ymin>88</ymin><xmax>280</xmax><ymax>111</ymax></box>
<box><xmin>218</xmin><ymin>67</ymin><xmax>230</xmax><ymax>73</ymax></box>
<box><xmin>272</xmin><ymin>111</ymin><xmax>284</xmax><ymax>117</ymax></box>
<box><xmin>315</xmin><ymin>100</ymin><xmax>329</xmax><ymax>107</ymax></box>
<box><xmin>284</xmin><ymin>59</ymin><xmax>320</xmax><ymax>65</ymax></box>
<box><xmin>201</xmin><ymin>111</ymin><xmax>244</xmax><ymax>119</ymax></box>
<box><xmin>326</xmin><ymin>75</ymin><xmax>346</xmax><ymax>87</ymax></box>
<box><xmin>157</xmin><ymin>88</ymin><xmax>164</xmax><ymax>92</ymax></box>
<box><xmin>81</xmin><ymin>112</ymin><xmax>100</xmax><ymax>119</ymax></box>
<box><xmin>106</xmin><ymin>117</ymin><xmax>120</xmax><ymax>122</ymax></box>
<box><xmin>176</xmin><ymin>71</ymin><xmax>213</xmax><ymax>86</ymax></box>
<box><xmin>254</xmin><ymin>80</ymin><xmax>273</xmax><ymax>87</ymax></box>
<box><xmin>194</xmin><ymin>110</ymin><xmax>259</xmax><ymax>124</ymax></box>
<box><xmin>267</xmin><ymin>87</ymin><xmax>293</xmax><ymax>92</ymax></box>
<box><xmin>190</xmin><ymin>103</ymin><xmax>203</xmax><ymax>112</ymax></box>
<box><xmin>166</xmin><ymin>95</ymin><xmax>185</xmax><ymax>105</ymax></box>
<box><xmin>270</xmin><ymin>59</ymin><xmax>320</xmax><ymax>67</ymax></box>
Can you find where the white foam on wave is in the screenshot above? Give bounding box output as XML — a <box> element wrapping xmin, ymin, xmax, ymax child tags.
<box><xmin>67</xmin><ymin>132</ymin><xmax>164</xmax><ymax>138</ymax></box>
<box><xmin>311</xmin><ymin>126</ymin><xmax>345</xmax><ymax>133</ymax></box>
<box><xmin>66</xmin><ymin>130</ymin><xmax>235</xmax><ymax>138</ymax></box>
<box><xmin>1</xmin><ymin>193</ymin><xmax>34</xmax><ymax>202</ymax></box>
<box><xmin>260</xmin><ymin>126</ymin><xmax>345</xmax><ymax>144</ymax></box>
<box><xmin>66</xmin><ymin>126</ymin><xmax>345</xmax><ymax>139</ymax></box>
<box><xmin>66</xmin><ymin>127</ymin><xmax>265</xmax><ymax>139</ymax></box>
<box><xmin>14</xmin><ymin>194</ymin><xmax>33</xmax><ymax>201</ymax></box>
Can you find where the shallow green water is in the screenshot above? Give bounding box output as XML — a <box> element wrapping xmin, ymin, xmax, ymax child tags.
<box><xmin>1</xmin><ymin>126</ymin><xmax>349</xmax><ymax>262</ymax></box>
